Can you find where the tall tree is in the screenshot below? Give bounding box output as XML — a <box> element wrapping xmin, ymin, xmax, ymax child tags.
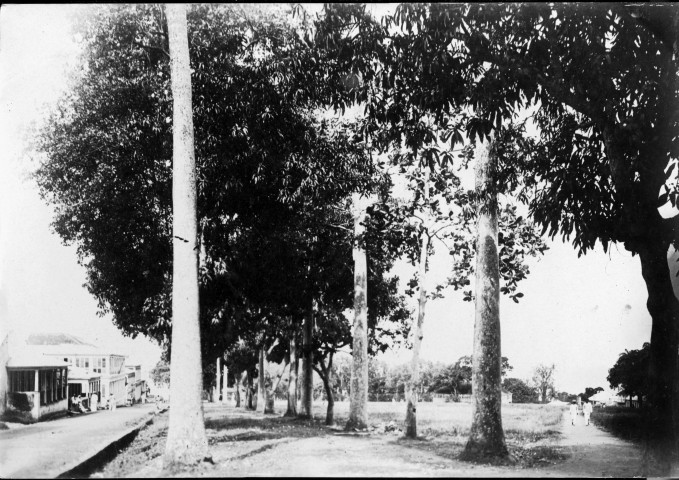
<box><xmin>404</xmin><ymin>168</ymin><xmax>431</xmax><ymax>438</ymax></box>
<box><xmin>346</xmin><ymin>192</ymin><xmax>373</xmax><ymax>430</ymax></box>
<box><xmin>285</xmin><ymin>337</ymin><xmax>299</xmax><ymax>417</ymax></box>
<box><xmin>164</xmin><ymin>3</ymin><xmax>210</xmax><ymax>468</ymax></box>
<box><xmin>257</xmin><ymin>346</ymin><xmax>266</xmax><ymax>414</ymax></box>
<box><xmin>299</xmin><ymin>305</ymin><xmax>315</xmax><ymax>418</ymax></box>
<box><xmin>531</xmin><ymin>364</ymin><xmax>556</xmax><ymax>403</ymax></box>
<box><xmin>460</xmin><ymin>138</ymin><xmax>509</xmax><ymax>462</ymax></box>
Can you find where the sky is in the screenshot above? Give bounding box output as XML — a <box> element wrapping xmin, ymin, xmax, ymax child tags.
<box><xmin>0</xmin><ymin>4</ymin><xmax>675</xmax><ymax>395</ymax></box>
<box><xmin>0</xmin><ymin>4</ymin><xmax>162</xmax><ymax>372</ymax></box>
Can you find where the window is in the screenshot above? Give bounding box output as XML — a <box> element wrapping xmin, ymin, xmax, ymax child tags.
<box><xmin>8</xmin><ymin>370</ymin><xmax>35</xmax><ymax>392</ymax></box>
<box><xmin>102</xmin><ymin>358</ymin><xmax>106</xmax><ymax>370</ymax></box>
<box><xmin>91</xmin><ymin>357</ymin><xmax>102</xmax><ymax>373</ymax></box>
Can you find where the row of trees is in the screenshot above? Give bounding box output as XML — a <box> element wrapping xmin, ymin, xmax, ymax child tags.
<box><xmin>198</xmin><ymin>353</ymin><xmax>557</xmax><ymax>406</ymax></box>
<box><xmin>33</xmin><ymin>3</ymin><xmax>677</xmax><ymax>472</ymax></box>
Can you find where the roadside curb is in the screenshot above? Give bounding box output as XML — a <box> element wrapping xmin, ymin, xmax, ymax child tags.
<box><xmin>55</xmin><ymin>408</ymin><xmax>166</xmax><ymax>479</ymax></box>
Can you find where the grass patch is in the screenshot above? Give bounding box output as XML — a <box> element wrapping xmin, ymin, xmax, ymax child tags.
<box><xmin>325</xmin><ymin>401</ymin><xmax>567</xmax><ymax>469</ymax></box>
<box><xmin>93</xmin><ymin>401</ymin><xmax>568</xmax><ymax>476</ymax></box>
<box><xmin>508</xmin><ymin>445</ymin><xmax>568</xmax><ymax>468</ymax></box>
<box><xmin>590</xmin><ymin>406</ymin><xmax>643</xmax><ymax>443</ymax></box>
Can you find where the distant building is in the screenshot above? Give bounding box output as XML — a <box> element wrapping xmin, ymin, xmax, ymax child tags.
<box><xmin>67</xmin><ymin>367</ymin><xmax>101</xmax><ymax>411</ymax></box>
<box><xmin>27</xmin><ymin>333</ymin><xmax>128</xmax><ymax>407</ymax></box>
<box><xmin>588</xmin><ymin>389</ymin><xmax>627</xmax><ymax>407</ymax></box>
<box><xmin>125</xmin><ymin>364</ymin><xmax>146</xmax><ymax>404</ymax></box>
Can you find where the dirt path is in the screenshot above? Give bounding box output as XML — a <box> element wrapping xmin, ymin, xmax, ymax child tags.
<box><xmin>538</xmin><ymin>411</ymin><xmax>645</xmax><ymax>477</ymax></box>
<box><xmin>98</xmin><ymin>404</ymin><xmax>649</xmax><ymax>477</ymax></box>
<box><xmin>0</xmin><ymin>403</ymin><xmax>157</xmax><ymax>478</ymax></box>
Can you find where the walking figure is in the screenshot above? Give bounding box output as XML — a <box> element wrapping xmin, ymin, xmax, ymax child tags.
<box><xmin>569</xmin><ymin>401</ymin><xmax>578</xmax><ymax>426</ymax></box>
<box><xmin>583</xmin><ymin>400</ymin><xmax>593</xmax><ymax>426</ymax></box>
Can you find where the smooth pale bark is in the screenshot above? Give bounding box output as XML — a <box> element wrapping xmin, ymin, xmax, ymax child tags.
<box><xmin>163</xmin><ymin>3</ymin><xmax>210</xmax><ymax>468</ymax></box>
<box><xmin>299</xmin><ymin>305</ymin><xmax>314</xmax><ymax>417</ymax></box>
<box><xmin>285</xmin><ymin>338</ymin><xmax>298</xmax><ymax>417</ymax></box>
<box><xmin>266</xmin><ymin>360</ymin><xmax>289</xmax><ymax>414</ymax></box>
<box><xmin>222</xmin><ymin>364</ymin><xmax>228</xmax><ymax>404</ymax></box>
<box><xmin>257</xmin><ymin>347</ymin><xmax>266</xmax><ymax>414</ymax></box>
<box><xmin>461</xmin><ymin>138</ymin><xmax>510</xmax><ymax>462</ymax></box>
<box><xmin>214</xmin><ymin>357</ymin><xmax>221</xmax><ymax>403</ymax></box>
<box><xmin>234</xmin><ymin>372</ymin><xmax>242</xmax><ymax>408</ymax></box>
<box><xmin>405</xmin><ymin>172</ymin><xmax>430</xmax><ymax>439</ymax></box>
<box><xmin>271</xmin><ymin>361</ymin><xmax>289</xmax><ymax>395</ymax></box>
<box><xmin>346</xmin><ymin>192</ymin><xmax>372</xmax><ymax>430</ymax></box>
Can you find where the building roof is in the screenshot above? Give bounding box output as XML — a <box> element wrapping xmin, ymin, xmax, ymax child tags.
<box><xmin>26</xmin><ymin>332</ymin><xmax>96</xmax><ymax>347</ymax></box>
<box><xmin>7</xmin><ymin>346</ymin><xmax>69</xmax><ymax>369</ymax></box>
<box><xmin>23</xmin><ymin>332</ymin><xmax>126</xmax><ymax>357</ymax></box>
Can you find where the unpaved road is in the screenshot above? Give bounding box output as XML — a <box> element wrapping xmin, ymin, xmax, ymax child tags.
<box><xmin>0</xmin><ymin>403</ymin><xmax>157</xmax><ymax>478</ymax></box>
<box><xmin>538</xmin><ymin>411</ymin><xmax>645</xmax><ymax>477</ymax></box>
<box><xmin>103</xmin><ymin>404</ymin><xmax>650</xmax><ymax>477</ymax></box>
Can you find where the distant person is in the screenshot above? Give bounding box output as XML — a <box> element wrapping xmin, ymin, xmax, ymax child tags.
<box><xmin>109</xmin><ymin>393</ymin><xmax>116</xmax><ymax>412</ymax></box>
<box><xmin>569</xmin><ymin>401</ymin><xmax>578</xmax><ymax>426</ymax></box>
<box><xmin>583</xmin><ymin>400</ymin><xmax>593</xmax><ymax>426</ymax></box>
<box><xmin>90</xmin><ymin>392</ymin><xmax>98</xmax><ymax>412</ymax></box>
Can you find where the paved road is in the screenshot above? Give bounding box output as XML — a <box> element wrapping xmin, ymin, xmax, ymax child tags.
<box><xmin>0</xmin><ymin>403</ymin><xmax>159</xmax><ymax>478</ymax></box>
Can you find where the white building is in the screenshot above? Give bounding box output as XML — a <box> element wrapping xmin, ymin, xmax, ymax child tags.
<box><xmin>27</xmin><ymin>333</ymin><xmax>128</xmax><ymax>407</ymax></box>
<box><xmin>1</xmin><ymin>334</ymin><xmax>69</xmax><ymax>423</ymax></box>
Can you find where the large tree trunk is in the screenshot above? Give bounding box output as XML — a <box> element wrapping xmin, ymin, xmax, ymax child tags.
<box><xmin>163</xmin><ymin>3</ymin><xmax>210</xmax><ymax>468</ymax></box>
<box><xmin>299</xmin><ymin>306</ymin><xmax>314</xmax><ymax>418</ymax></box>
<box><xmin>257</xmin><ymin>347</ymin><xmax>266</xmax><ymax>414</ymax></box>
<box><xmin>405</xmin><ymin>170</ymin><xmax>430</xmax><ymax>439</ymax></box>
<box><xmin>461</xmin><ymin>139</ymin><xmax>510</xmax><ymax>462</ymax></box>
<box><xmin>346</xmin><ymin>192</ymin><xmax>370</xmax><ymax>431</ymax></box>
<box><xmin>285</xmin><ymin>337</ymin><xmax>298</xmax><ymax>417</ymax></box>
<box><xmin>638</xmin><ymin>239</ymin><xmax>679</xmax><ymax>472</ymax></box>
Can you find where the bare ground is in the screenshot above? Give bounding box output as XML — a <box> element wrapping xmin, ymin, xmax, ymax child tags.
<box><xmin>93</xmin><ymin>403</ymin><xmax>655</xmax><ymax>478</ymax></box>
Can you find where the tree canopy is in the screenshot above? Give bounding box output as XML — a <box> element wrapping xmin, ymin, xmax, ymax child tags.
<box><xmin>607</xmin><ymin>342</ymin><xmax>650</xmax><ymax>406</ymax></box>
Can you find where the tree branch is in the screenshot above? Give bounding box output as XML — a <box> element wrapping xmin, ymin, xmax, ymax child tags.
<box><xmin>326</xmin><ymin>223</ymin><xmax>352</xmax><ymax>232</ymax></box>
<box><xmin>133</xmin><ymin>40</ymin><xmax>170</xmax><ymax>59</ymax></box>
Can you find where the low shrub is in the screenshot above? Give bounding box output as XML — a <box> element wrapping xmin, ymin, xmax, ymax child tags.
<box><xmin>590</xmin><ymin>406</ymin><xmax>643</xmax><ymax>443</ymax></box>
